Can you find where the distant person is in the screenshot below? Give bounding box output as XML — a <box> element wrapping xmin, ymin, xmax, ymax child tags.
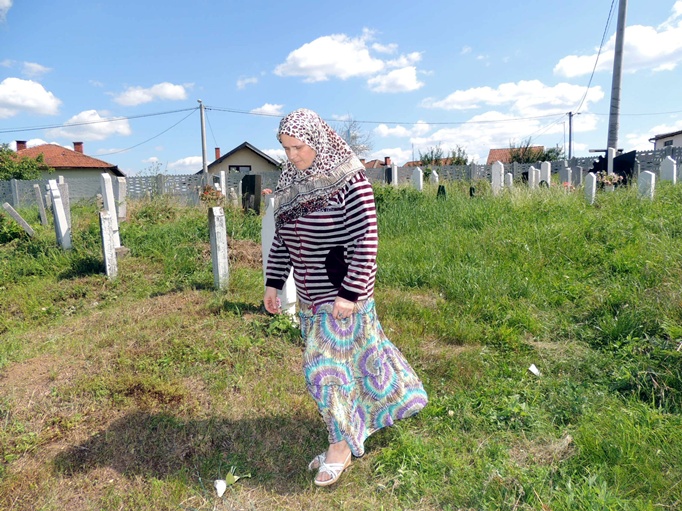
<box><xmin>264</xmin><ymin>108</ymin><xmax>428</xmax><ymax>486</ymax></box>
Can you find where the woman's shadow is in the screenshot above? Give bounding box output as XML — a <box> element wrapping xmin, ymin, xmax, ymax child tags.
<box><xmin>53</xmin><ymin>410</ymin><xmax>326</xmax><ymax>494</ymax></box>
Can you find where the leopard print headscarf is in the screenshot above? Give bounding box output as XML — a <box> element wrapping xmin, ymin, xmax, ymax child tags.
<box><xmin>273</xmin><ymin>109</ymin><xmax>364</xmax><ymax>228</ymax></box>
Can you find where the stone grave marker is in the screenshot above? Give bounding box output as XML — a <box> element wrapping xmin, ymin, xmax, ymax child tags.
<box><xmin>48</xmin><ymin>179</ymin><xmax>71</xmax><ymax>249</ymax></box>
<box><xmin>504</xmin><ymin>172</ymin><xmax>513</xmax><ymax>188</ymax></box>
<box><xmin>262</xmin><ymin>196</ymin><xmax>297</xmax><ymax>317</ymax></box>
<box><xmin>491</xmin><ymin>161</ymin><xmax>504</xmax><ymax>195</ymax></box>
<box><xmin>209</xmin><ymin>207</ymin><xmax>229</xmax><ymax>290</ymax></box>
<box><xmin>585</xmin><ymin>172</ymin><xmax>597</xmax><ymax>205</ymax></box>
<box><xmin>638</xmin><ymin>171</ymin><xmax>656</xmax><ymax>200</ymax></box>
<box><xmin>411</xmin><ymin>167</ymin><xmax>423</xmax><ymax>192</ymax></box>
<box><xmin>101</xmin><ymin>174</ymin><xmax>121</xmax><ymax>248</ymax></box>
<box><xmin>33</xmin><ymin>184</ymin><xmax>48</xmax><ymax>226</ymax></box>
<box><xmin>2</xmin><ymin>202</ymin><xmax>35</xmax><ymax>237</ymax></box>
<box><xmin>99</xmin><ymin>210</ymin><xmax>118</xmax><ymax>279</ymax></box>
<box><xmin>660</xmin><ymin>156</ymin><xmax>677</xmax><ymax>184</ymax></box>
<box><xmin>430</xmin><ymin>169</ymin><xmax>439</xmax><ymax>184</ymax></box>
<box><xmin>540</xmin><ymin>161</ymin><xmax>551</xmax><ymax>186</ymax></box>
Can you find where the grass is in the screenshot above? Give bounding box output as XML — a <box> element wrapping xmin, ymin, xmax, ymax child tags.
<box><xmin>0</xmin><ymin>183</ymin><xmax>681</xmax><ymax>510</ymax></box>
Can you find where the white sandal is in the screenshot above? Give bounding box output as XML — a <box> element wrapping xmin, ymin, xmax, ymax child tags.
<box><xmin>314</xmin><ymin>452</ymin><xmax>352</xmax><ymax>487</ymax></box>
<box><xmin>307</xmin><ymin>452</ymin><xmax>326</xmax><ymax>471</ymax></box>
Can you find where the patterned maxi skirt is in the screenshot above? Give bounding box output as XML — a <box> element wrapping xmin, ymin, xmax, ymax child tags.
<box><xmin>299</xmin><ymin>298</ymin><xmax>428</xmax><ymax>457</ymax></box>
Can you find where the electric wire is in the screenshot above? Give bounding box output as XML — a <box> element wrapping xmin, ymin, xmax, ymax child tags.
<box><xmin>96</xmin><ymin>108</ymin><xmax>198</xmax><ymax>156</ymax></box>
<box><xmin>574</xmin><ymin>0</ymin><xmax>617</xmax><ymax>114</ymax></box>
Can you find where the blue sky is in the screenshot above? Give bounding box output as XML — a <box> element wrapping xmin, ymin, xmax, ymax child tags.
<box><xmin>1</xmin><ymin>0</ymin><xmax>681</xmax><ymax>175</ymax></box>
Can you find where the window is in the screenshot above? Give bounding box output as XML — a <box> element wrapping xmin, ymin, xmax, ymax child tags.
<box><xmin>663</xmin><ymin>140</ymin><xmax>673</xmax><ymax>146</ymax></box>
<box><xmin>229</xmin><ymin>165</ymin><xmax>251</xmax><ymax>173</ymax></box>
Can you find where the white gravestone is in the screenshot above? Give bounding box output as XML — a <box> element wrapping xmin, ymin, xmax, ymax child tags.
<box><xmin>491</xmin><ymin>161</ymin><xmax>504</xmax><ymax>195</ymax></box>
<box><xmin>638</xmin><ymin>171</ymin><xmax>656</xmax><ymax>200</ymax></box>
<box><xmin>607</xmin><ymin>147</ymin><xmax>616</xmax><ymax>176</ymax></box>
<box><xmin>430</xmin><ymin>169</ymin><xmax>439</xmax><ymax>184</ymax></box>
<box><xmin>2</xmin><ymin>203</ymin><xmax>35</xmax><ymax>237</ymax></box>
<box><xmin>208</xmin><ymin>207</ymin><xmax>229</xmax><ymax>290</ymax></box>
<box><xmin>228</xmin><ymin>187</ymin><xmax>239</xmax><ymax>208</ymax></box>
<box><xmin>411</xmin><ymin>167</ymin><xmax>423</xmax><ymax>192</ymax></box>
<box><xmin>540</xmin><ymin>161</ymin><xmax>551</xmax><ymax>186</ymax></box>
<box><xmin>262</xmin><ymin>196</ymin><xmax>296</xmax><ymax>317</ymax></box>
<box><xmin>33</xmin><ymin>184</ymin><xmax>48</xmax><ymax>226</ymax></box>
<box><xmin>391</xmin><ymin>163</ymin><xmax>399</xmax><ymax>187</ymax></box>
<box><xmin>48</xmin><ymin>179</ymin><xmax>71</xmax><ymax>249</ymax></box>
<box><xmin>99</xmin><ymin>210</ymin><xmax>118</xmax><ymax>279</ymax></box>
<box><xmin>585</xmin><ymin>172</ymin><xmax>597</xmax><ymax>205</ymax></box>
<box><xmin>660</xmin><ymin>156</ymin><xmax>677</xmax><ymax>184</ymax></box>
<box><xmin>504</xmin><ymin>172</ymin><xmax>513</xmax><ymax>188</ymax></box>
<box><xmin>100</xmin><ymin>174</ymin><xmax>121</xmax><ymax>248</ymax></box>
<box><xmin>528</xmin><ymin>166</ymin><xmax>537</xmax><ymax>189</ymax></box>
<box><xmin>219</xmin><ymin>171</ymin><xmax>227</xmax><ymax>197</ymax></box>
<box><xmin>115</xmin><ymin>177</ymin><xmax>127</xmax><ymax>221</ymax></box>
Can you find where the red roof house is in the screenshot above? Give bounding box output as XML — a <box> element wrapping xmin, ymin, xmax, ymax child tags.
<box><xmin>14</xmin><ymin>141</ymin><xmax>124</xmax><ymax>179</ymax></box>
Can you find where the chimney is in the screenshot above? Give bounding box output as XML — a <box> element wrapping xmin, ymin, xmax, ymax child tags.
<box><xmin>73</xmin><ymin>142</ymin><xmax>84</xmax><ymax>153</ymax></box>
<box><xmin>215</xmin><ymin>147</ymin><xmax>221</xmax><ymax>160</ymax></box>
<box><xmin>384</xmin><ymin>156</ymin><xmax>391</xmax><ymax>166</ymax></box>
<box><xmin>16</xmin><ymin>141</ymin><xmax>27</xmax><ymax>151</ymax></box>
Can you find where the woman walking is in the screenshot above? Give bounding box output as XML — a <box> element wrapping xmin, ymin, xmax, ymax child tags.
<box><xmin>264</xmin><ymin>108</ymin><xmax>428</xmax><ymax>486</ymax></box>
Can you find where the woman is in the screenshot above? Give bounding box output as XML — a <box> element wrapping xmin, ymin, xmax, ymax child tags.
<box><xmin>264</xmin><ymin>109</ymin><xmax>427</xmax><ymax>487</ymax></box>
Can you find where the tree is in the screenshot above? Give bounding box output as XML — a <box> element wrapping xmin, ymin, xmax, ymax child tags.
<box><xmin>508</xmin><ymin>137</ymin><xmax>564</xmax><ymax>164</ymax></box>
<box><xmin>334</xmin><ymin>118</ymin><xmax>373</xmax><ymax>157</ymax></box>
<box><xmin>419</xmin><ymin>144</ymin><xmax>470</xmax><ymax>166</ymax></box>
<box><xmin>0</xmin><ymin>144</ymin><xmax>53</xmax><ymax>180</ymax></box>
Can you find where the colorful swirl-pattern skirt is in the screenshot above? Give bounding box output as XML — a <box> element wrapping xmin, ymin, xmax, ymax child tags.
<box><xmin>299</xmin><ymin>298</ymin><xmax>428</xmax><ymax>457</ymax></box>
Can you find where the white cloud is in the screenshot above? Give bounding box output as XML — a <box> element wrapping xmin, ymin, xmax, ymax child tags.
<box><xmin>0</xmin><ymin>0</ymin><xmax>12</xmax><ymax>22</ymax></box>
<box><xmin>374</xmin><ymin>120</ymin><xmax>431</xmax><ymax>138</ymax></box>
<box><xmin>7</xmin><ymin>138</ymin><xmax>50</xmax><ymax>150</ymax></box>
<box><xmin>0</xmin><ymin>77</ymin><xmax>61</xmax><ymax>118</ymax></box>
<box><xmin>89</xmin><ymin>80</ymin><xmax>104</xmax><ymax>88</ymax></box>
<box><xmin>421</xmin><ymin>80</ymin><xmax>604</xmax><ymax>117</ymax></box>
<box><xmin>368</xmin><ymin>66</ymin><xmax>424</xmax><ymax>93</ymax></box>
<box><xmin>46</xmin><ymin>110</ymin><xmax>131</xmax><ymax>141</ymax></box>
<box><xmin>1</xmin><ymin>58</ymin><xmax>13</xmax><ymax>67</ymax></box>
<box><xmin>22</xmin><ymin>62</ymin><xmax>51</xmax><ymax>78</ymax></box>
<box><xmin>372</xmin><ymin>42</ymin><xmax>398</xmax><ymax>54</ymax></box>
<box><xmin>461</xmin><ymin>46</ymin><xmax>472</xmax><ymax>55</ymax></box>
<box><xmin>262</xmin><ymin>148</ymin><xmax>286</xmax><ymax>162</ymax></box>
<box><xmin>385</xmin><ymin>52</ymin><xmax>422</xmax><ymax>68</ymax></box>
<box><xmin>237</xmin><ymin>76</ymin><xmax>258</xmax><ymax>89</ymax></box>
<box><xmin>113</xmin><ymin>82</ymin><xmax>189</xmax><ymax>106</ymax></box>
<box><xmin>368</xmin><ymin>147</ymin><xmax>413</xmax><ymax>165</ymax></box>
<box><xmin>168</xmin><ymin>156</ymin><xmax>202</xmax><ymax>172</ymax></box>
<box><xmin>274</xmin><ymin>32</ymin><xmax>385</xmax><ymax>82</ymax></box>
<box><xmin>250</xmin><ymin>103</ymin><xmax>284</xmax><ymax>116</ymax></box>
<box><xmin>554</xmin><ymin>5</ymin><xmax>682</xmax><ymax>78</ymax></box>
<box><xmin>625</xmin><ymin>119</ymin><xmax>682</xmax><ymax>151</ymax></box>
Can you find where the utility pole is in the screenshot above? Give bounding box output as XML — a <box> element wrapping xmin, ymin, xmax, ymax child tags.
<box><xmin>568</xmin><ymin>112</ymin><xmax>574</xmax><ymax>160</ymax></box>
<box><xmin>198</xmin><ymin>99</ymin><xmax>208</xmax><ymax>185</ymax></box>
<box><xmin>606</xmin><ymin>0</ymin><xmax>628</xmax><ymax>153</ymax></box>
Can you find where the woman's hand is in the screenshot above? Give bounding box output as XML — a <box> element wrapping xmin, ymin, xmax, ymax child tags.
<box><xmin>332</xmin><ymin>296</ymin><xmax>355</xmax><ymax>320</ymax></box>
<box><xmin>263</xmin><ymin>286</ymin><xmax>281</xmax><ymax>314</ymax></box>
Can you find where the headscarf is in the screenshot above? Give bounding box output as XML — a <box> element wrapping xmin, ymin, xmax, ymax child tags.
<box><xmin>273</xmin><ymin>108</ymin><xmax>364</xmax><ymax>228</ymax></box>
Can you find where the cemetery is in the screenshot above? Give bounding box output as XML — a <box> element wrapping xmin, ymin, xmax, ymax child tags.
<box><xmin>1</xmin><ymin>149</ymin><xmax>682</xmax><ymax>510</ymax></box>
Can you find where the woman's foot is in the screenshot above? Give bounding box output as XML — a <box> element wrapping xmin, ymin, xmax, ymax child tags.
<box><xmin>314</xmin><ymin>440</ymin><xmax>352</xmax><ymax>486</ymax></box>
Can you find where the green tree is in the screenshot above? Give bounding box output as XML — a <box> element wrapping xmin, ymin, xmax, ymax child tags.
<box><xmin>448</xmin><ymin>145</ymin><xmax>470</xmax><ymax>165</ymax></box>
<box><xmin>0</xmin><ymin>144</ymin><xmax>53</xmax><ymax>180</ymax></box>
<box><xmin>508</xmin><ymin>137</ymin><xmax>564</xmax><ymax>163</ymax></box>
<box><xmin>419</xmin><ymin>144</ymin><xmax>470</xmax><ymax>166</ymax></box>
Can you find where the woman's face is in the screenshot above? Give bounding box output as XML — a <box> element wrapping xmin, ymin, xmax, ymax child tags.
<box><xmin>280</xmin><ymin>134</ymin><xmax>317</xmax><ymax>171</ymax></box>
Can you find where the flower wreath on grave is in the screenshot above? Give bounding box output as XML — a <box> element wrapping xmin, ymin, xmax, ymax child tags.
<box><xmin>596</xmin><ymin>171</ymin><xmax>623</xmax><ymax>187</ymax></box>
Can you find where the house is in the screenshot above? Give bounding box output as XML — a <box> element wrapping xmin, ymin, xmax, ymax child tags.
<box><xmin>14</xmin><ymin>141</ymin><xmax>124</xmax><ymax>179</ymax></box>
<box><xmin>361</xmin><ymin>156</ymin><xmax>392</xmax><ymax>169</ymax></box>
<box><xmin>486</xmin><ymin>146</ymin><xmax>544</xmax><ymax>165</ymax></box>
<box><xmin>206</xmin><ymin>141</ymin><xmax>280</xmax><ymax>177</ymax></box>
<box><xmin>648</xmin><ymin>129</ymin><xmax>682</xmax><ymax>150</ymax></box>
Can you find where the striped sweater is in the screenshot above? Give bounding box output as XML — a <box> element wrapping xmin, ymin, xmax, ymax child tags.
<box><xmin>265</xmin><ymin>172</ymin><xmax>378</xmax><ymax>305</ymax></box>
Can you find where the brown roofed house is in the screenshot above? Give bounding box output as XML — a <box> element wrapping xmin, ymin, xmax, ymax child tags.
<box><xmin>14</xmin><ymin>141</ymin><xmax>124</xmax><ymax>179</ymax></box>
<box><xmin>486</xmin><ymin>146</ymin><xmax>544</xmax><ymax>165</ymax></box>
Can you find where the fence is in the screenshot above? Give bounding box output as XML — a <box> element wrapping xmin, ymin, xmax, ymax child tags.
<box><xmin>2</xmin><ymin>147</ymin><xmax>681</xmax><ymax>209</ymax></box>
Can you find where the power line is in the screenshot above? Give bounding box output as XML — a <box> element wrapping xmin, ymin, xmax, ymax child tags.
<box><xmin>574</xmin><ymin>0</ymin><xmax>617</xmax><ymax>113</ymax></box>
<box><xmin>0</xmin><ymin>107</ymin><xmax>198</xmax><ymax>134</ymax></box>
<box><xmin>96</xmin><ymin>109</ymin><xmax>198</xmax><ymax>156</ymax></box>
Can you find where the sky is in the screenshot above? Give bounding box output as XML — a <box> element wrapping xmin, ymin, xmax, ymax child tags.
<box><xmin>1</xmin><ymin>0</ymin><xmax>681</xmax><ymax>176</ymax></box>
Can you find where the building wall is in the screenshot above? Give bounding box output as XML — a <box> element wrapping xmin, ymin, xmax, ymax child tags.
<box><xmin>209</xmin><ymin>148</ymin><xmax>279</xmax><ymax>176</ymax></box>
<box><xmin>654</xmin><ymin>133</ymin><xmax>682</xmax><ymax>150</ymax></box>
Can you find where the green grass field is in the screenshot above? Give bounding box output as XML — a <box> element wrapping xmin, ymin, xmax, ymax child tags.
<box><xmin>1</xmin><ymin>180</ymin><xmax>681</xmax><ymax>510</ymax></box>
